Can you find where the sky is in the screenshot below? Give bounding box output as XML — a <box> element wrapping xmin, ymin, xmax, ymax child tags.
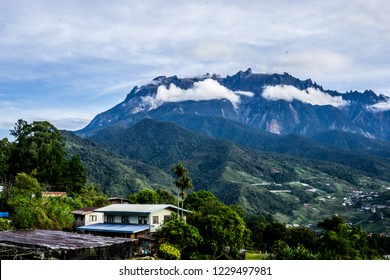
<box><xmin>1</xmin><ymin>0</ymin><xmax>390</xmax><ymax>139</ymax></box>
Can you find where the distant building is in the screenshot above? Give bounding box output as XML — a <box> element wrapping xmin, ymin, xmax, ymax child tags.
<box><xmin>42</xmin><ymin>191</ymin><xmax>67</xmax><ymax>198</ymax></box>
<box><xmin>108</xmin><ymin>197</ymin><xmax>131</xmax><ymax>204</ymax></box>
<box><xmin>70</xmin><ymin>207</ymin><xmax>103</xmax><ymax>228</ymax></box>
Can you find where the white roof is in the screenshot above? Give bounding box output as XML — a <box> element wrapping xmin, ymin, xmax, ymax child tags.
<box><xmin>94</xmin><ymin>204</ymin><xmax>190</xmax><ymax>214</ymax></box>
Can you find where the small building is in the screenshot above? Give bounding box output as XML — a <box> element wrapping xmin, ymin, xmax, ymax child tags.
<box><xmin>42</xmin><ymin>191</ymin><xmax>67</xmax><ymax>198</ymax></box>
<box><xmin>109</xmin><ymin>197</ymin><xmax>131</xmax><ymax>204</ymax></box>
<box><xmin>75</xmin><ymin>204</ymin><xmax>190</xmax><ymax>238</ymax></box>
<box><xmin>70</xmin><ymin>207</ymin><xmax>104</xmax><ymax>228</ymax></box>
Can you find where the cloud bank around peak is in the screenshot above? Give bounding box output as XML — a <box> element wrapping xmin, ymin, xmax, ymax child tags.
<box><xmin>262</xmin><ymin>85</ymin><xmax>349</xmax><ymax>107</ymax></box>
<box><xmin>368</xmin><ymin>99</ymin><xmax>390</xmax><ymax>112</ymax></box>
<box><xmin>154</xmin><ymin>79</ymin><xmax>254</xmax><ymax>107</ymax></box>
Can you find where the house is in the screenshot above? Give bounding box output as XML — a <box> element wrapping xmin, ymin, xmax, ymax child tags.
<box><xmin>75</xmin><ymin>204</ymin><xmax>190</xmax><ymax>238</ymax></box>
<box><xmin>108</xmin><ymin>197</ymin><xmax>131</xmax><ymax>204</ymax></box>
<box><xmin>70</xmin><ymin>207</ymin><xmax>104</xmax><ymax>228</ymax></box>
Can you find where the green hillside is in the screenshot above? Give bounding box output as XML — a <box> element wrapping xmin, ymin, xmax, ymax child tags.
<box><xmin>62</xmin><ymin>119</ymin><xmax>390</xmax><ymax>232</ymax></box>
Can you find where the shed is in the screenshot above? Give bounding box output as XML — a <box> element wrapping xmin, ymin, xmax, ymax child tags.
<box><xmin>0</xmin><ymin>229</ymin><xmax>135</xmax><ymax>260</ymax></box>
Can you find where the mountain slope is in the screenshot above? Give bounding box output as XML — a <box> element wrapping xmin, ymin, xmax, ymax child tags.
<box><xmin>61</xmin><ymin>130</ymin><xmax>175</xmax><ymax>197</ymax></box>
<box><xmin>311</xmin><ymin>130</ymin><xmax>390</xmax><ymax>158</ymax></box>
<box><xmin>75</xmin><ymin>119</ymin><xmax>390</xmax><ymax>230</ymax></box>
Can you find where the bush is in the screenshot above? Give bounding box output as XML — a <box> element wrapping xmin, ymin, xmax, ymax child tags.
<box><xmin>158</xmin><ymin>243</ymin><xmax>181</xmax><ymax>260</ymax></box>
<box><xmin>0</xmin><ymin>219</ymin><xmax>13</xmax><ymax>231</ymax></box>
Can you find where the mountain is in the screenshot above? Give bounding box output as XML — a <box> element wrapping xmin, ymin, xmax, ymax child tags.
<box><xmin>311</xmin><ymin>130</ymin><xmax>390</xmax><ymax>158</ymax></box>
<box><xmin>76</xmin><ymin>69</ymin><xmax>390</xmax><ymax>141</ymax></box>
<box><xmin>65</xmin><ymin>119</ymin><xmax>390</xmax><ymax>231</ymax></box>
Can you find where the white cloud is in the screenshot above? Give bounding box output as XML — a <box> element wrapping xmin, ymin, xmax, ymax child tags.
<box><xmin>262</xmin><ymin>85</ymin><xmax>349</xmax><ymax>107</ymax></box>
<box><xmin>368</xmin><ymin>100</ymin><xmax>390</xmax><ymax>112</ymax></box>
<box><xmin>155</xmin><ymin>79</ymin><xmax>253</xmax><ymax>108</ymax></box>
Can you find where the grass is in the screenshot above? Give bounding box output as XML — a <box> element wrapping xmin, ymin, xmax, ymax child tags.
<box><xmin>245</xmin><ymin>250</ymin><xmax>268</xmax><ymax>260</ymax></box>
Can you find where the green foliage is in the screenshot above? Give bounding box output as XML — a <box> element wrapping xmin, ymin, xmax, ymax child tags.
<box><xmin>184</xmin><ymin>190</ymin><xmax>217</xmax><ymax>211</ymax></box>
<box><xmin>79</xmin><ymin>183</ymin><xmax>109</xmax><ymax>207</ymax></box>
<box><xmin>156</xmin><ymin>188</ymin><xmax>176</xmax><ymax>204</ymax></box>
<box><xmin>7</xmin><ymin>173</ymin><xmax>84</xmax><ymax>230</ymax></box>
<box><xmin>316</xmin><ymin>215</ymin><xmax>378</xmax><ymax>259</ymax></box>
<box><xmin>9</xmin><ymin>120</ymin><xmax>66</xmax><ymax>187</ymax></box>
<box><xmin>61</xmin><ymin>130</ymin><xmax>175</xmax><ymax>197</ymax></box>
<box><xmin>11</xmin><ymin>196</ymin><xmax>37</xmax><ymax>229</ymax></box>
<box><xmin>129</xmin><ymin>189</ymin><xmax>159</xmax><ymax>204</ymax></box>
<box><xmin>247</xmin><ymin>214</ymin><xmax>386</xmax><ymax>260</ymax></box>
<box><xmin>272</xmin><ymin>241</ymin><xmax>318</xmax><ymax>260</ymax></box>
<box><xmin>10</xmin><ymin>172</ymin><xmax>41</xmax><ymax>198</ymax></box>
<box><xmin>0</xmin><ymin>218</ymin><xmax>13</xmax><ymax>231</ymax></box>
<box><xmin>128</xmin><ymin>188</ymin><xmax>176</xmax><ymax>205</ymax></box>
<box><xmin>6</xmin><ymin>120</ymin><xmax>89</xmax><ymax>194</ymax></box>
<box><xmin>188</xmin><ymin>199</ymin><xmax>251</xmax><ymax>259</ymax></box>
<box><xmin>159</xmin><ymin>219</ymin><xmax>203</xmax><ymax>253</ymax></box>
<box><xmin>172</xmin><ymin>163</ymin><xmax>193</xmax><ymax>219</ymax></box>
<box><xmin>157</xmin><ymin>243</ymin><xmax>181</xmax><ymax>260</ymax></box>
<box><xmin>63</xmin><ymin>155</ymin><xmax>87</xmax><ymax>194</ymax></box>
<box><xmin>0</xmin><ymin>138</ymin><xmax>11</xmax><ymax>179</ymax></box>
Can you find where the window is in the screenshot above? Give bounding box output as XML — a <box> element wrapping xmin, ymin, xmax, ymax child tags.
<box><xmin>107</xmin><ymin>215</ymin><xmax>115</xmax><ymax>223</ymax></box>
<box><xmin>152</xmin><ymin>216</ymin><xmax>159</xmax><ymax>224</ymax></box>
<box><xmin>121</xmin><ymin>216</ymin><xmax>130</xmax><ymax>224</ymax></box>
<box><xmin>138</xmin><ymin>216</ymin><xmax>147</xmax><ymax>224</ymax></box>
<box><xmin>89</xmin><ymin>215</ymin><xmax>97</xmax><ymax>222</ymax></box>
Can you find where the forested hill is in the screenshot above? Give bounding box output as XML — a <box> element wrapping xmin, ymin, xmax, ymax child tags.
<box><xmin>62</xmin><ymin>119</ymin><xmax>390</xmax><ymax>231</ymax></box>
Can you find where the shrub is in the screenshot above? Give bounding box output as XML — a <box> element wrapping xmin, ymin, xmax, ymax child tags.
<box><xmin>158</xmin><ymin>243</ymin><xmax>181</xmax><ymax>260</ymax></box>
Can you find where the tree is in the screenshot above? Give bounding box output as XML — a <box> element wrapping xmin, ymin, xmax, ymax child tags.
<box><xmin>79</xmin><ymin>183</ymin><xmax>109</xmax><ymax>207</ymax></box>
<box><xmin>184</xmin><ymin>190</ymin><xmax>217</xmax><ymax>211</ymax></box>
<box><xmin>9</xmin><ymin>172</ymin><xmax>41</xmax><ymax>198</ymax></box>
<box><xmin>129</xmin><ymin>189</ymin><xmax>159</xmax><ymax>204</ymax></box>
<box><xmin>317</xmin><ymin>215</ymin><xmax>377</xmax><ymax>259</ymax></box>
<box><xmin>156</xmin><ymin>188</ymin><xmax>176</xmax><ymax>204</ymax></box>
<box><xmin>158</xmin><ymin>218</ymin><xmax>203</xmax><ymax>259</ymax></box>
<box><xmin>188</xmin><ymin>199</ymin><xmax>251</xmax><ymax>259</ymax></box>
<box><xmin>9</xmin><ymin>120</ymin><xmax>66</xmax><ymax>188</ymax></box>
<box><xmin>63</xmin><ymin>155</ymin><xmax>87</xmax><ymax>194</ymax></box>
<box><xmin>172</xmin><ymin>163</ymin><xmax>193</xmax><ymax>219</ymax></box>
<box><xmin>7</xmin><ymin>173</ymin><xmax>41</xmax><ymax>229</ymax></box>
<box><xmin>272</xmin><ymin>240</ymin><xmax>317</xmax><ymax>260</ymax></box>
<box><xmin>0</xmin><ymin>138</ymin><xmax>11</xmax><ymax>182</ymax></box>
<box><xmin>285</xmin><ymin>227</ymin><xmax>318</xmax><ymax>252</ymax></box>
<box><xmin>8</xmin><ymin>120</ymin><xmax>88</xmax><ymax>193</ymax></box>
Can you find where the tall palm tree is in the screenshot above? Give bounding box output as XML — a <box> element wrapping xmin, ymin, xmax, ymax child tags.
<box><xmin>172</xmin><ymin>163</ymin><xmax>193</xmax><ymax>220</ymax></box>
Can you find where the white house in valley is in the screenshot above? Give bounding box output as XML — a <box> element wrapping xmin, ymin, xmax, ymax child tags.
<box><xmin>75</xmin><ymin>204</ymin><xmax>190</xmax><ymax>238</ymax></box>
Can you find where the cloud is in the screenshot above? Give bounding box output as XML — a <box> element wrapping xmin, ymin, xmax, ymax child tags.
<box><xmin>262</xmin><ymin>85</ymin><xmax>349</xmax><ymax>107</ymax></box>
<box><xmin>155</xmin><ymin>79</ymin><xmax>253</xmax><ymax>107</ymax></box>
<box><xmin>368</xmin><ymin>100</ymin><xmax>390</xmax><ymax>112</ymax></box>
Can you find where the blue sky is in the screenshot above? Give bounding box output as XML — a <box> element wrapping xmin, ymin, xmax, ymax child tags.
<box><xmin>1</xmin><ymin>0</ymin><xmax>390</xmax><ymax>139</ymax></box>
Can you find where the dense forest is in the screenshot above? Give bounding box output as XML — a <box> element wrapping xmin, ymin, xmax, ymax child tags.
<box><xmin>1</xmin><ymin>120</ymin><xmax>390</xmax><ymax>259</ymax></box>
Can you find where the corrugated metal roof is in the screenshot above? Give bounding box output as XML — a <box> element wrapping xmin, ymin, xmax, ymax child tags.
<box><xmin>94</xmin><ymin>204</ymin><xmax>190</xmax><ymax>214</ymax></box>
<box><xmin>0</xmin><ymin>230</ymin><xmax>134</xmax><ymax>250</ymax></box>
<box><xmin>77</xmin><ymin>223</ymin><xmax>150</xmax><ymax>234</ymax></box>
<box><xmin>70</xmin><ymin>207</ymin><xmax>100</xmax><ymax>215</ymax></box>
